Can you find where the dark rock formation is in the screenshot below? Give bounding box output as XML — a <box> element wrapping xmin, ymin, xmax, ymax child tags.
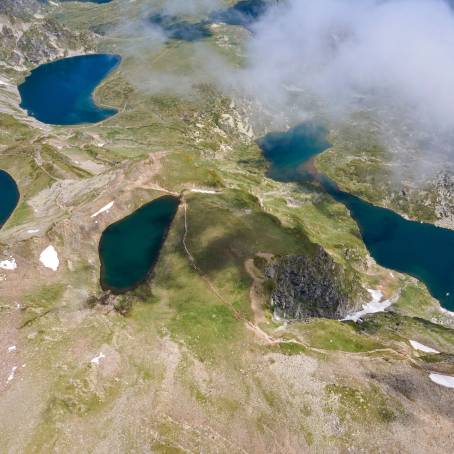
<box><xmin>265</xmin><ymin>246</ymin><xmax>365</xmax><ymax>320</ymax></box>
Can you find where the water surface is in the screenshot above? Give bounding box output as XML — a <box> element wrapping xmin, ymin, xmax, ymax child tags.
<box><xmin>148</xmin><ymin>0</ymin><xmax>268</xmax><ymax>43</ymax></box>
<box><xmin>19</xmin><ymin>54</ymin><xmax>120</xmax><ymax>125</ymax></box>
<box><xmin>259</xmin><ymin>124</ymin><xmax>454</xmax><ymax>311</ymax></box>
<box><xmin>149</xmin><ymin>13</ymin><xmax>212</xmax><ymax>42</ymax></box>
<box><xmin>210</xmin><ymin>0</ymin><xmax>268</xmax><ymax>28</ymax></box>
<box><xmin>0</xmin><ymin>170</ymin><xmax>19</xmax><ymax>228</ymax></box>
<box><xmin>99</xmin><ymin>196</ymin><xmax>179</xmax><ymax>293</ymax></box>
<box><xmin>258</xmin><ymin>123</ymin><xmax>330</xmax><ymax>183</ymax></box>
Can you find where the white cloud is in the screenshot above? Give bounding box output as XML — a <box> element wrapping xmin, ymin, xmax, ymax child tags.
<box><xmin>160</xmin><ymin>0</ymin><xmax>223</xmax><ymax>15</ymax></box>
<box><xmin>241</xmin><ymin>0</ymin><xmax>454</xmax><ymax>134</ymax></box>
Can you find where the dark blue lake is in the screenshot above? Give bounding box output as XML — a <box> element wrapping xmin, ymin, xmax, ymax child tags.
<box><xmin>99</xmin><ymin>196</ymin><xmax>180</xmax><ymax>293</ymax></box>
<box><xmin>148</xmin><ymin>0</ymin><xmax>269</xmax><ymax>43</ymax></box>
<box><xmin>259</xmin><ymin>124</ymin><xmax>454</xmax><ymax>311</ymax></box>
<box><xmin>0</xmin><ymin>170</ymin><xmax>19</xmax><ymax>228</ymax></box>
<box><xmin>210</xmin><ymin>0</ymin><xmax>268</xmax><ymax>28</ymax></box>
<box><xmin>19</xmin><ymin>54</ymin><xmax>120</xmax><ymax>125</ymax></box>
<box><xmin>148</xmin><ymin>13</ymin><xmax>212</xmax><ymax>42</ymax></box>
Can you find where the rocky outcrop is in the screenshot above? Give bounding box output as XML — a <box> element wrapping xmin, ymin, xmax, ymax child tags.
<box><xmin>0</xmin><ymin>6</ymin><xmax>94</xmax><ymax>69</ymax></box>
<box><xmin>434</xmin><ymin>171</ymin><xmax>454</xmax><ymax>229</ymax></box>
<box><xmin>265</xmin><ymin>246</ymin><xmax>365</xmax><ymax>320</ymax></box>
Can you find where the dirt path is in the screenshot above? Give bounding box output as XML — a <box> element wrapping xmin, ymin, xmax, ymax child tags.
<box><xmin>180</xmin><ymin>195</ymin><xmax>278</xmax><ymax>345</ymax></box>
<box><xmin>244</xmin><ymin>258</ymin><xmax>266</xmax><ymax>325</ymax></box>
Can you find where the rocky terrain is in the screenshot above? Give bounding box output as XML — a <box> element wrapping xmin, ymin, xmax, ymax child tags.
<box><xmin>434</xmin><ymin>171</ymin><xmax>454</xmax><ymax>229</ymax></box>
<box><xmin>0</xmin><ymin>1</ymin><xmax>453</xmax><ymax>453</ymax></box>
<box><xmin>317</xmin><ymin>117</ymin><xmax>454</xmax><ymax>229</ymax></box>
<box><xmin>0</xmin><ymin>17</ymin><xmax>94</xmax><ymax>69</ymax></box>
<box><xmin>0</xmin><ymin>0</ymin><xmax>45</xmax><ymax>18</ymax></box>
<box><xmin>0</xmin><ymin>1</ymin><xmax>94</xmax><ymax>70</ymax></box>
<box><xmin>266</xmin><ymin>247</ymin><xmax>365</xmax><ymax>320</ymax></box>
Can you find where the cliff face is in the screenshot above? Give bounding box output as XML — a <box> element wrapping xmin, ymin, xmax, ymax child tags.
<box><xmin>266</xmin><ymin>246</ymin><xmax>365</xmax><ymax>320</ymax></box>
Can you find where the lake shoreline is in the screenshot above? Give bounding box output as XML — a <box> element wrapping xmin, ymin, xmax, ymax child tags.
<box><xmin>18</xmin><ymin>53</ymin><xmax>122</xmax><ymax>126</ymax></box>
<box><xmin>99</xmin><ymin>195</ymin><xmax>181</xmax><ymax>294</ymax></box>
<box><xmin>259</xmin><ymin>124</ymin><xmax>454</xmax><ymax>311</ymax></box>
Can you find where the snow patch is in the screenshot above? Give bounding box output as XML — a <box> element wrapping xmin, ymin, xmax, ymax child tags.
<box><xmin>91</xmin><ymin>201</ymin><xmax>114</xmax><ymax>218</ymax></box>
<box><xmin>429</xmin><ymin>373</ymin><xmax>454</xmax><ymax>389</ymax></box>
<box><xmin>90</xmin><ymin>352</ymin><xmax>106</xmax><ymax>365</ymax></box>
<box><xmin>7</xmin><ymin>345</ymin><xmax>16</xmax><ymax>353</ymax></box>
<box><xmin>409</xmin><ymin>340</ymin><xmax>439</xmax><ymax>354</ymax></box>
<box><xmin>343</xmin><ymin>289</ymin><xmax>393</xmax><ymax>322</ymax></box>
<box><xmin>0</xmin><ymin>258</ymin><xmax>17</xmax><ymax>270</ymax></box>
<box><xmin>39</xmin><ymin>245</ymin><xmax>59</xmax><ymax>271</ymax></box>
<box><xmin>27</xmin><ymin>229</ymin><xmax>39</xmax><ymax>234</ymax></box>
<box><xmin>190</xmin><ymin>188</ymin><xmax>221</xmax><ymax>194</ymax></box>
<box><xmin>6</xmin><ymin>366</ymin><xmax>17</xmax><ymax>383</ymax></box>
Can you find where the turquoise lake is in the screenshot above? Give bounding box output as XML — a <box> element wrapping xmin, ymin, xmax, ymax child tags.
<box><xmin>99</xmin><ymin>196</ymin><xmax>180</xmax><ymax>293</ymax></box>
<box><xmin>0</xmin><ymin>170</ymin><xmax>19</xmax><ymax>228</ymax></box>
<box><xmin>259</xmin><ymin>124</ymin><xmax>454</xmax><ymax>311</ymax></box>
<box><xmin>18</xmin><ymin>53</ymin><xmax>120</xmax><ymax>125</ymax></box>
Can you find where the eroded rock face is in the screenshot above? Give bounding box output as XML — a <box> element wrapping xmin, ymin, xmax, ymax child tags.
<box><xmin>266</xmin><ymin>246</ymin><xmax>365</xmax><ymax>320</ymax></box>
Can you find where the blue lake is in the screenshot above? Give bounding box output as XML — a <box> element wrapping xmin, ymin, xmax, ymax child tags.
<box><xmin>259</xmin><ymin>124</ymin><xmax>454</xmax><ymax>311</ymax></box>
<box><xmin>148</xmin><ymin>0</ymin><xmax>269</xmax><ymax>43</ymax></box>
<box><xmin>18</xmin><ymin>53</ymin><xmax>120</xmax><ymax>125</ymax></box>
<box><xmin>99</xmin><ymin>196</ymin><xmax>180</xmax><ymax>293</ymax></box>
<box><xmin>149</xmin><ymin>13</ymin><xmax>212</xmax><ymax>42</ymax></box>
<box><xmin>0</xmin><ymin>170</ymin><xmax>19</xmax><ymax>228</ymax></box>
<box><xmin>210</xmin><ymin>0</ymin><xmax>268</xmax><ymax>28</ymax></box>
